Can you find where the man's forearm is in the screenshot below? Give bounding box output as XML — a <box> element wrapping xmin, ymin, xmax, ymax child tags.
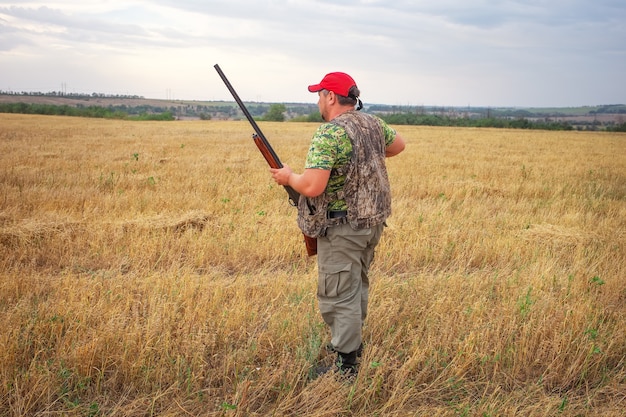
<box><xmin>271</xmin><ymin>167</ymin><xmax>330</xmax><ymax>198</ymax></box>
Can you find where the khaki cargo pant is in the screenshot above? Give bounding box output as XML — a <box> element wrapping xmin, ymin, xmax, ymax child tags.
<box><xmin>316</xmin><ymin>222</ymin><xmax>384</xmax><ymax>354</ymax></box>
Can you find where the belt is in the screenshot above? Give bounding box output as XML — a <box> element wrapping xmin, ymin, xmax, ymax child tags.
<box><xmin>328</xmin><ymin>210</ymin><xmax>348</xmax><ymax>219</ymax></box>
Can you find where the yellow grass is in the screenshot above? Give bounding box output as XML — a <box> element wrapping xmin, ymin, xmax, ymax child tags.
<box><xmin>1</xmin><ymin>113</ymin><xmax>625</xmax><ymax>416</ymax></box>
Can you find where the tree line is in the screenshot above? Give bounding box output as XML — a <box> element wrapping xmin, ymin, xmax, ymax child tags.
<box><xmin>0</xmin><ymin>102</ymin><xmax>174</xmax><ymax>121</ymax></box>
<box><xmin>2</xmin><ymin>101</ymin><xmax>625</xmax><ymax>132</ymax></box>
<box><xmin>379</xmin><ymin>113</ymin><xmax>626</xmax><ymax>132</ymax></box>
<box><xmin>378</xmin><ymin>113</ymin><xmax>575</xmax><ymax>130</ymax></box>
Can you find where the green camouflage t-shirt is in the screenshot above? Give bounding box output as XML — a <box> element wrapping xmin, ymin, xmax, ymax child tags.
<box><xmin>304</xmin><ymin>116</ymin><xmax>397</xmax><ymax>211</ymax></box>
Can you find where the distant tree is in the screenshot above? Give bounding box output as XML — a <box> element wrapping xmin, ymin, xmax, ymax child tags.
<box><xmin>263</xmin><ymin>104</ymin><xmax>286</xmax><ymax>121</ymax></box>
<box><xmin>306</xmin><ymin>111</ymin><xmax>323</xmax><ymax>122</ymax></box>
<box><xmin>608</xmin><ymin>122</ymin><xmax>626</xmax><ymax>132</ymax></box>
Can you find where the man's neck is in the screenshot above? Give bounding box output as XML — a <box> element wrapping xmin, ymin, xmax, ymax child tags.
<box><xmin>327</xmin><ymin>105</ymin><xmax>356</xmax><ymax>121</ymax></box>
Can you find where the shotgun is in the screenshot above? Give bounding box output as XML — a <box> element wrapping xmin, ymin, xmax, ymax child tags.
<box><xmin>214</xmin><ymin>64</ymin><xmax>317</xmax><ymax>256</ymax></box>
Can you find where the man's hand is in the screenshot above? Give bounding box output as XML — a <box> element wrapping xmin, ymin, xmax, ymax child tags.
<box><xmin>270</xmin><ymin>164</ymin><xmax>293</xmax><ymax>186</ymax></box>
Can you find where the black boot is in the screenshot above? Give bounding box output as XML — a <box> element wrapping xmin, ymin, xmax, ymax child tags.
<box><xmin>337</xmin><ymin>350</ymin><xmax>358</xmax><ymax>375</ymax></box>
<box><xmin>314</xmin><ymin>349</ymin><xmax>359</xmax><ymax>378</ymax></box>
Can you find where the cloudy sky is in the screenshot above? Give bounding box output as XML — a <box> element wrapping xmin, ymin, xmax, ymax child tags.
<box><xmin>1</xmin><ymin>0</ymin><xmax>624</xmax><ymax>107</ymax></box>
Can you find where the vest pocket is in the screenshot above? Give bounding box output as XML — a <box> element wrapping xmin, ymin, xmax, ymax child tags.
<box><xmin>317</xmin><ymin>262</ymin><xmax>352</xmax><ymax>298</ymax></box>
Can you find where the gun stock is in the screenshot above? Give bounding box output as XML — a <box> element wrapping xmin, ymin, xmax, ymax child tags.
<box><xmin>214</xmin><ymin>64</ymin><xmax>317</xmax><ymax>256</ymax></box>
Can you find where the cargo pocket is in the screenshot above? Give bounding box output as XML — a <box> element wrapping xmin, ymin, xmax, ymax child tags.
<box><xmin>318</xmin><ymin>263</ymin><xmax>352</xmax><ymax>298</ymax></box>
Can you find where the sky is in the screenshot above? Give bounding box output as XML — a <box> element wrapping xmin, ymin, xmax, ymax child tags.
<box><xmin>0</xmin><ymin>0</ymin><xmax>625</xmax><ymax>108</ymax></box>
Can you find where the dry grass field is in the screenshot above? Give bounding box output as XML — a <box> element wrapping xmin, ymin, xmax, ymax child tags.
<box><xmin>0</xmin><ymin>113</ymin><xmax>625</xmax><ymax>416</ymax></box>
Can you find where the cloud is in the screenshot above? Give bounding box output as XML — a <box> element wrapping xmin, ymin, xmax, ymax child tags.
<box><xmin>0</xmin><ymin>0</ymin><xmax>624</xmax><ymax>106</ymax></box>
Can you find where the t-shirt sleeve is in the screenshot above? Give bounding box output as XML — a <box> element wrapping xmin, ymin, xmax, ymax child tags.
<box><xmin>304</xmin><ymin>124</ymin><xmax>340</xmax><ymax>170</ymax></box>
<box><xmin>380</xmin><ymin>118</ymin><xmax>397</xmax><ymax>147</ymax></box>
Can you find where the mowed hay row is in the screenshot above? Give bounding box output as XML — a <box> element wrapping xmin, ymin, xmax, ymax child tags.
<box><xmin>1</xmin><ymin>114</ymin><xmax>625</xmax><ymax>416</ymax></box>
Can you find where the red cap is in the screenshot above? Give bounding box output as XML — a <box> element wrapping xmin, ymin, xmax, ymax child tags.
<box><xmin>308</xmin><ymin>72</ymin><xmax>357</xmax><ymax>97</ymax></box>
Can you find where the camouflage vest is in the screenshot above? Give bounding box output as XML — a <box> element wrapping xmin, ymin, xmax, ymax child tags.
<box><xmin>297</xmin><ymin>111</ymin><xmax>392</xmax><ymax>237</ymax></box>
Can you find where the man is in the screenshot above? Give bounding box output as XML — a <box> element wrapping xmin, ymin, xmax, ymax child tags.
<box><xmin>270</xmin><ymin>72</ymin><xmax>405</xmax><ymax>376</ymax></box>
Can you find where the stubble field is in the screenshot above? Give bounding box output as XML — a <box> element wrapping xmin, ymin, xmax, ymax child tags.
<box><xmin>0</xmin><ymin>113</ymin><xmax>625</xmax><ymax>416</ymax></box>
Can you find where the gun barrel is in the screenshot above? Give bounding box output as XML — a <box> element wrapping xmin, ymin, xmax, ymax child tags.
<box><xmin>214</xmin><ymin>64</ymin><xmax>300</xmax><ymax>207</ymax></box>
<box><xmin>213</xmin><ymin>64</ymin><xmax>283</xmax><ymax>168</ymax></box>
